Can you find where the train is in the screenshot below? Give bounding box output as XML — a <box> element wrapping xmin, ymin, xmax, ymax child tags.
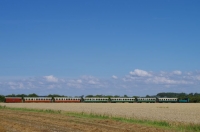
<box><xmin>4</xmin><ymin>96</ymin><xmax>190</xmax><ymax>103</ymax></box>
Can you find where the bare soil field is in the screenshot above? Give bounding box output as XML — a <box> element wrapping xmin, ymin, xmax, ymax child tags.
<box><xmin>0</xmin><ymin>109</ymin><xmax>175</xmax><ymax>132</ymax></box>
<box><xmin>1</xmin><ymin>103</ymin><xmax>200</xmax><ymax>124</ymax></box>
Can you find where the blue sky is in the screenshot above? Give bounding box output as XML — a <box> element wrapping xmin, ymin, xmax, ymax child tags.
<box><xmin>0</xmin><ymin>0</ymin><xmax>200</xmax><ymax>96</ymax></box>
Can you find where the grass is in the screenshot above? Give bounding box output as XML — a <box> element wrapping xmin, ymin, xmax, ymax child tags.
<box><xmin>0</xmin><ymin>105</ymin><xmax>200</xmax><ymax>132</ymax></box>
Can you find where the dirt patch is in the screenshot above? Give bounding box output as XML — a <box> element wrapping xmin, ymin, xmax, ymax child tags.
<box><xmin>0</xmin><ymin>109</ymin><xmax>174</xmax><ymax>132</ymax></box>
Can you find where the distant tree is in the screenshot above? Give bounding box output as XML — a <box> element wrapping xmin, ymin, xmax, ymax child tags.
<box><xmin>6</xmin><ymin>94</ymin><xmax>16</xmax><ymax>97</ymax></box>
<box><xmin>124</xmin><ymin>95</ymin><xmax>128</xmax><ymax>98</ymax></box>
<box><xmin>146</xmin><ymin>95</ymin><xmax>150</xmax><ymax>97</ymax></box>
<box><xmin>189</xmin><ymin>93</ymin><xmax>193</xmax><ymax>96</ymax></box>
<box><xmin>0</xmin><ymin>95</ymin><xmax>5</xmax><ymax>102</ymax></box>
<box><xmin>28</xmin><ymin>93</ymin><xmax>38</xmax><ymax>97</ymax></box>
<box><xmin>106</xmin><ymin>95</ymin><xmax>113</xmax><ymax>98</ymax></box>
<box><xmin>16</xmin><ymin>94</ymin><xmax>27</xmax><ymax>97</ymax></box>
<box><xmin>194</xmin><ymin>93</ymin><xmax>200</xmax><ymax>96</ymax></box>
<box><xmin>95</xmin><ymin>95</ymin><xmax>103</xmax><ymax>97</ymax></box>
<box><xmin>86</xmin><ymin>95</ymin><xmax>94</xmax><ymax>97</ymax></box>
<box><xmin>47</xmin><ymin>94</ymin><xmax>64</xmax><ymax>97</ymax></box>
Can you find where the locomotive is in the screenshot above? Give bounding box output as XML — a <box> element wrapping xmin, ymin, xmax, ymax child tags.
<box><xmin>5</xmin><ymin>96</ymin><xmax>190</xmax><ymax>103</ymax></box>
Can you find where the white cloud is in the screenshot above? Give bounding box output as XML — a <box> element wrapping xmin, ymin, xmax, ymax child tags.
<box><xmin>146</xmin><ymin>76</ymin><xmax>191</xmax><ymax>85</ymax></box>
<box><xmin>88</xmin><ymin>80</ymin><xmax>97</xmax><ymax>84</ymax></box>
<box><xmin>130</xmin><ymin>69</ymin><xmax>151</xmax><ymax>77</ymax></box>
<box><xmin>146</xmin><ymin>77</ymin><xmax>177</xmax><ymax>84</ymax></box>
<box><xmin>7</xmin><ymin>82</ymin><xmax>25</xmax><ymax>89</ymax></box>
<box><xmin>196</xmin><ymin>76</ymin><xmax>200</xmax><ymax>80</ymax></box>
<box><xmin>112</xmin><ymin>75</ymin><xmax>118</xmax><ymax>79</ymax></box>
<box><xmin>81</xmin><ymin>76</ymin><xmax>100</xmax><ymax>85</ymax></box>
<box><xmin>1</xmin><ymin>70</ymin><xmax>200</xmax><ymax>96</ymax></box>
<box><xmin>43</xmin><ymin>75</ymin><xmax>58</xmax><ymax>82</ymax></box>
<box><xmin>77</xmin><ymin>79</ymin><xmax>82</xmax><ymax>83</ymax></box>
<box><xmin>66</xmin><ymin>79</ymin><xmax>82</xmax><ymax>88</ymax></box>
<box><xmin>173</xmin><ymin>70</ymin><xmax>182</xmax><ymax>75</ymax></box>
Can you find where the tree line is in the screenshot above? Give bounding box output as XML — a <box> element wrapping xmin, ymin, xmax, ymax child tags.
<box><xmin>0</xmin><ymin>92</ymin><xmax>200</xmax><ymax>103</ymax></box>
<box><xmin>155</xmin><ymin>92</ymin><xmax>200</xmax><ymax>103</ymax></box>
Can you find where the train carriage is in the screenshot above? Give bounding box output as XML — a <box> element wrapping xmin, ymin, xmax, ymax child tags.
<box><xmin>54</xmin><ymin>97</ymin><xmax>81</xmax><ymax>103</ymax></box>
<box><xmin>24</xmin><ymin>97</ymin><xmax>52</xmax><ymax>103</ymax></box>
<box><xmin>137</xmin><ymin>98</ymin><xmax>156</xmax><ymax>103</ymax></box>
<box><xmin>5</xmin><ymin>97</ymin><xmax>22</xmax><ymax>103</ymax></box>
<box><xmin>158</xmin><ymin>98</ymin><xmax>178</xmax><ymax>103</ymax></box>
<box><xmin>83</xmin><ymin>98</ymin><xmax>109</xmax><ymax>103</ymax></box>
<box><xmin>179</xmin><ymin>98</ymin><xmax>190</xmax><ymax>103</ymax></box>
<box><xmin>110</xmin><ymin>98</ymin><xmax>136</xmax><ymax>103</ymax></box>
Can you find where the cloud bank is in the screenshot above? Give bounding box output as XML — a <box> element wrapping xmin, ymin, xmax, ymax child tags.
<box><xmin>1</xmin><ymin>69</ymin><xmax>200</xmax><ymax>96</ymax></box>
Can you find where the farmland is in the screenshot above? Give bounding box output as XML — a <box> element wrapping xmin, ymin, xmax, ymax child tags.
<box><xmin>0</xmin><ymin>103</ymin><xmax>200</xmax><ymax>132</ymax></box>
<box><xmin>1</xmin><ymin>103</ymin><xmax>200</xmax><ymax>124</ymax></box>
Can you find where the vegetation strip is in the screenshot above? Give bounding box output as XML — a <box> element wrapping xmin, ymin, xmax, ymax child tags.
<box><xmin>0</xmin><ymin>105</ymin><xmax>200</xmax><ymax>132</ymax></box>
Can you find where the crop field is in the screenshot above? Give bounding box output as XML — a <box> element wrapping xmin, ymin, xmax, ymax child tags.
<box><xmin>1</xmin><ymin>103</ymin><xmax>200</xmax><ymax>124</ymax></box>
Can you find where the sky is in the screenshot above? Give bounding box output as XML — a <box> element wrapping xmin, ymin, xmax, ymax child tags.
<box><xmin>0</xmin><ymin>0</ymin><xmax>200</xmax><ymax>96</ymax></box>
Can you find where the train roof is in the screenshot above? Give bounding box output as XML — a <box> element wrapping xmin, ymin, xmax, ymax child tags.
<box><xmin>158</xmin><ymin>98</ymin><xmax>178</xmax><ymax>99</ymax></box>
<box><xmin>138</xmin><ymin>97</ymin><xmax>156</xmax><ymax>99</ymax></box>
<box><xmin>84</xmin><ymin>97</ymin><xmax>108</xmax><ymax>99</ymax></box>
<box><xmin>54</xmin><ymin>97</ymin><xmax>81</xmax><ymax>99</ymax></box>
<box><xmin>5</xmin><ymin>97</ymin><xmax>22</xmax><ymax>98</ymax></box>
<box><xmin>111</xmin><ymin>97</ymin><xmax>135</xmax><ymax>99</ymax></box>
<box><xmin>24</xmin><ymin>97</ymin><xmax>52</xmax><ymax>99</ymax></box>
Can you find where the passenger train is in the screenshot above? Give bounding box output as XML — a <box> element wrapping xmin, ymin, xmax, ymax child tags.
<box><xmin>4</xmin><ymin>97</ymin><xmax>189</xmax><ymax>103</ymax></box>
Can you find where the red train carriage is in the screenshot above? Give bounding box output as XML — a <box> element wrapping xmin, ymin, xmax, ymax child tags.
<box><xmin>24</xmin><ymin>97</ymin><xmax>52</xmax><ymax>103</ymax></box>
<box><xmin>54</xmin><ymin>97</ymin><xmax>81</xmax><ymax>103</ymax></box>
<box><xmin>5</xmin><ymin>97</ymin><xmax>22</xmax><ymax>103</ymax></box>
